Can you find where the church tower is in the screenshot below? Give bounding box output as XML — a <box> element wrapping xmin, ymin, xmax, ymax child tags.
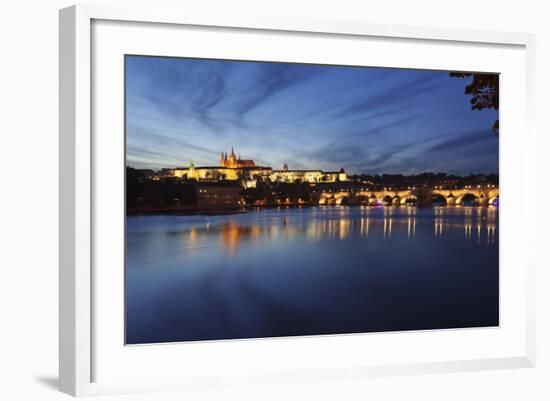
<box><xmin>228</xmin><ymin>146</ymin><xmax>237</xmax><ymax>167</ymax></box>
<box><xmin>219</xmin><ymin>147</ymin><xmax>256</xmax><ymax>169</ymax></box>
<box><xmin>189</xmin><ymin>161</ymin><xmax>196</xmax><ymax>179</ymax></box>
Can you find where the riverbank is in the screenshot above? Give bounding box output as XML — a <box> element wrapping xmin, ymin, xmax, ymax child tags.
<box><xmin>126</xmin><ymin>206</ymin><xmax>248</xmax><ymax>216</ymax></box>
<box><xmin>126</xmin><ymin>202</ymin><xmax>499</xmax><ymax>217</ymax></box>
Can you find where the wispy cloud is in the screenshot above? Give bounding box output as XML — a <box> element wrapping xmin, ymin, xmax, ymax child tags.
<box><xmin>335</xmin><ymin>73</ymin><xmax>445</xmax><ymax>119</ymax></box>
<box><xmin>125</xmin><ymin>56</ymin><xmax>498</xmax><ymax>174</ymax></box>
<box><xmin>190</xmin><ymin>71</ymin><xmax>228</xmax><ymax>129</ymax></box>
<box><xmin>127</xmin><ymin>59</ymin><xmax>233</xmax><ymax>134</ymax></box>
<box><xmin>232</xmin><ymin>63</ymin><xmax>323</xmax><ymax>124</ymax></box>
<box><xmin>429</xmin><ymin>130</ymin><xmax>495</xmax><ymax>152</ymax></box>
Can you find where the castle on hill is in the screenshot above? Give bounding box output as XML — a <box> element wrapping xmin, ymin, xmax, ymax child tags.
<box><xmin>165</xmin><ymin>146</ymin><xmax>348</xmax><ymax>186</ymax></box>
<box><xmin>220</xmin><ymin>147</ymin><xmax>255</xmax><ymax>168</ymax></box>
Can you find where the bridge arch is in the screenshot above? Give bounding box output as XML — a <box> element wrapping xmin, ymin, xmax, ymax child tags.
<box><xmin>357</xmin><ymin>195</ymin><xmax>370</xmax><ymax>205</ymax></box>
<box><xmin>401</xmin><ymin>194</ymin><xmax>418</xmax><ymax>206</ymax></box>
<box><xmin>336</xmin><ymin>196</ymin><xmax>350</xmax><ymax>205</ymax></box>
<box><xmin>456</xmin><ymin>193</ymin><xmax>479</xmax><ymax>206</ymax></box>
<box><xmin>381</xmin><ymin>195</ymin><xmax>393</xmax><ymax>206</ymax></box>
<box><xmin>431</xmin><ymin>193</ymin><xmax>447</xmax><ymax>206</ymax></box>
<box><xmin>319</xmin><ymin>195</ymin><xmax>336</xmax><ymax>205</ymax></box>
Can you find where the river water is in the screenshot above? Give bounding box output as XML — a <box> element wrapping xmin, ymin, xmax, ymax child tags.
<box><xmin>126</xmin><ymin>206</ymin><xmax>499</xmax><ymax>344</ymax></box>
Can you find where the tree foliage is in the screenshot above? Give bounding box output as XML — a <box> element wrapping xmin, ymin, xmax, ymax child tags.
<box><xmin>450</xmin><ymin>72</ymin><xmax>499</xmax><ymax>135</ymax></box>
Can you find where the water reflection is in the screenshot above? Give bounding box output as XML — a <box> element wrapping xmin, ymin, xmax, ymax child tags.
<box><xmin>407</xmin><ymin>216</ymin><xmax>416</xmax><ymax>240</ymax></box>
<box><xmin>167</xmin><ymin>206</ymin><xmax>498</xmax><ymax>256</ymax></box>
<box><xmin>126</xmin><ymin>206</ymin><xmax>499</xmax><ymax>344</ymax></box>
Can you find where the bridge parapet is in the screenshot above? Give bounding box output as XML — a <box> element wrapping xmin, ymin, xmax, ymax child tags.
<box><xmin>318</xmin><ymin>186</ymin><xmax>499</xmax><ymax>206</ymax></box>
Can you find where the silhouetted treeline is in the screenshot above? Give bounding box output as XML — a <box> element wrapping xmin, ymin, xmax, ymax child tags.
<box><xmin>352</xmin><ymin>172</ymin><xmax>498</xmax><ymax>189</ymax></box>
<box><xmin>127</xmin><ymin>167</ymin><xmax>197</xmax><ymax>210</ymax></box>
<box><xmin>242</xmin><ymin>182</ymin><xmax>313</xmax><ymax>205</ymax></box>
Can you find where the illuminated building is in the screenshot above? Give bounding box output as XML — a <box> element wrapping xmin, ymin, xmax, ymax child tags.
<box><xmin>270</xmin><ymin>164</ymin><xmax>348</xmax><ymax>183</ymax></box>
<box><xmin>172</xmin><ymin>161</ymin><xmax>241</xmax><ymax>181</ymax></box>
<box><xmin>167</xmin><ymin>149</ymin><xmax>347</xmax><ymax>184</ymax></box>
<box><xmin>220</xmin><ymin>147</ymin><xmax>256</xmax><ymax>168</ymax></box>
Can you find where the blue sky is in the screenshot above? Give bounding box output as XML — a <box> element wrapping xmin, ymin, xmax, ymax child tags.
<box><xmin>125</xmin><ymin>55</ymin><xmax>498</xmax><ymax>175</ymax></box>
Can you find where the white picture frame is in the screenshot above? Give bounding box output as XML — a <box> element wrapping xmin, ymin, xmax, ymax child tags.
<box><xmin>59</xmin><ymin>4</ymin><xmax>536</xmax><ymax>397</ymax></box>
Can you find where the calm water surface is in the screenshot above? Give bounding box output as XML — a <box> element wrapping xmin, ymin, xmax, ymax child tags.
<box><xmin>126</xmin><ymin>206</ymin><xmax>498</xmax><ymax>344</ymax></box>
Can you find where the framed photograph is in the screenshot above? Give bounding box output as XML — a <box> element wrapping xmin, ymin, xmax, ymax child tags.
<box><xmin>59</xmin><ymin>4</ymin><xmax>536</xmax><ymax>396</ymax></box>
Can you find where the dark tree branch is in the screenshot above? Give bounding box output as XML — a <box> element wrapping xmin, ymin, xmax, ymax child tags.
<box><xmin>450</xmin><ymin>72</ymin><xmax>499</xmax><ymax>136</ymax></box>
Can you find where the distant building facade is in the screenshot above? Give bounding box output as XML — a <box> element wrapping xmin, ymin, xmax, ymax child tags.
<box><xmin>162</xmin><ymin>147</ymin><xmax>348</xmax><ymax>185</ymax></box>
<box><xmin>270</xmin><ymin>169</ymin><xmax>347</xmax><ymax>183</ymax></box>
<box><xmin>171</xmin><ymin>162</ymin><xmax>241</xmax><ymax>181</ymax></box>
<box><xmin>270</xmin><ymin>164</ymin><xmax>348</xmax><ymax>183</ymax></box>
<box><xmin>195</xmin><ymin>182</ymin><xmax>243</xmax><ymax>209</ymax></box>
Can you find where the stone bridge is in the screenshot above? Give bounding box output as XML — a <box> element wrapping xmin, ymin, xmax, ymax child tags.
<box><xmin>318</xmin><ymin>187</ymin><xmax>499</xmax><ymax>206</ymax></box>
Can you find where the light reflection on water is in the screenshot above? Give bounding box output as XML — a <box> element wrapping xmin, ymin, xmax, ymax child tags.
<box><xmin>168</xmin><ymin>206</ymin><xmax>498</xmax><ymax>255</ymax></box>
<box><xmin>126</xmin><ymin>206</ymin><xmax>499</xmax><ymax>344</ymax></box>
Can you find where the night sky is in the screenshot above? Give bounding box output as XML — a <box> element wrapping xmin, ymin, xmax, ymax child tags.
<box><xmin>125</xmin><ymin>55</ymin><xmax>498</xmax><ymax>175</ymax></box>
